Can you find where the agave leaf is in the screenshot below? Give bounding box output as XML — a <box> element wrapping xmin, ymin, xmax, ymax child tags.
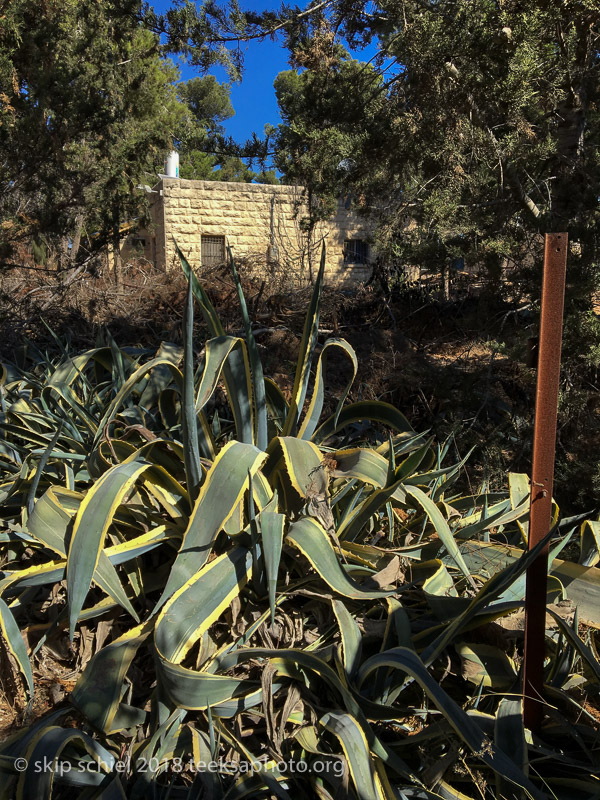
<box><xmin>274</xmin><ymin>436</ymin><xmax>323</xmax><ymax>498</ymax></box>
<box><xmin>264</xmin><ymin>377</ymin><xmax>289</xmax><ymax>434</ymax></box>
<box><xmin>336</xmin><ymin>477</ymin><xmax>408</xmax><ymax>542</ymax></box>
<box><xmin>332</xmin><ymin>599</ymin><xmax>363</xmax><ymax>681</ymax></box>
<box><xmin>25</xmin><ymin>424</ymin><xmax>64</xmax><ymax>518</ymax></box>
<box><xmin>286</xmin><ymin>517</ymin><xmax>394</xmax><ymax>599</ymax></box>
<box><xmin>579</xmin><ymin>519</ymin><xmax>600</xmax><ymax>567</ymax></box>
<box><xmin>546</xmin><ymin>608</ymin><xmax>600</xmax><ymax>681</ymax></box>
<box><xmin>260</xmin><ymin>511</ymin><xmax>285</xmax><ymax>625</ymax></box>
<box><xmin>0</xmin><ymin>597</ymin><xmax>34</xmax><ymax>701</ymax></box>
<box><xmin>155</xmin><ymin>546</ymin><xmax>253</xmax><ymax>664</ymax></box>
<box><xmin>47</xmin><ymin>347</ymin><xmax>113</xmax><ymax>388</ymax></box>
<box><xmin>157</xmin><ymin>441</ymin><xmax>267</xmax><ymax>607</ymax></box>
<box><xmin>404</xmin><ymin>486</ymin><xmax>475</xmax><ymax>588</ymax></box>
<box><xmin>211</xmin><ymin>718</ymin><xmax>293</xmax><ymax>800</ymax></box>
<box><xmin>331</xmin><ymin>448</ymin><xmax>391</xmax><ymax>488</ymax></box>
<box><xmin>420</xmin><ymin>524</ymin><xmax>558</xmax><ymax>666</ymax></box>
<box><xmin>320</xmin><ymin>711</ymin><xmax>384</xmax><ymax>800</ymax></box>
<box><xmin>455</xmin><ymin>500</ymin><xmax>528</xmax><ymax>541</ymax></box>
<box><xmin>358</xmin><ymin>648</ymin><xmax>545</xmax><ymax>799</ymax></box>
<box><xmin>229</xmin><ymin>247</ymin><xmax>268</xmax><ymax>451</ymax></box>
<box><xmin>90</xmin><ymin>775</ymin><xmax>128</xmax><ymax>799</ymax></box>
<box><xmin>25</xmin><ymin>486</ymin><xmax>140</xmax><ymax>623</ymax></box>
<box><xmin>17</xmin><ymin>726</ymin><xmax>115</xmax><ymax>799</ymax></box>
<box><xmin>312</xmin><ymin>400</ymin><xmax>413</xmax><ymax>445</ymax></box>
<box><xmin>282</xmin><ymin>243</ymin><xmax>326</xmax><ymax>437</ymax></box>
<box><xmin>509</xmin><ymin>473</ymin><xmax>530</xmax><ymax>510</ymax></box>
<box><xmin>456</xmin><ymin>642</ymin><xmax>517</xmax><ymax>690</ymax></box>
<box><xmin>178</xmin><ymin>242</ymin><xmax>254</xmax><ymax>444</ymax></box>
<box><xmin>71</xmin><ymin>620</ymin><xmax>153</xmax><ymax>733</ymax></box>
<box><xmin>41</xmin><ymin>383</ymin><xmax>97</xmax><ymax>435</ymax></box>
<box><xmin>93</xmin><ymin>355</ymin><xmax>181</xmax><ymax>438</ymax></box>
<box><xmin>215</xmin><ymin>646</ymin><xmax>418</xmax><ymax>783</ymax></box>
<box><xmin>495</xmin><ymin>697</ymin><xmax>527</xmax><ymax>800</ymax></box>
<box><xmin>156</xmin><ymin>658</ymin><xmax>258</xmax><ymax>711</ymax></box>
<box><xmin>129</xmin><ymin>709</ymin><xmax>186</xmax><ymax>798</ymax></box>
<box><xmin>138</xmin><ymin>341</ymin><xmax>182</xmax><ymax>410</ymax></box>
<box><xmin>182</xmin><ymin>272</ymin><xmax>202</xmax><ymax>502</ymax></box>
<box><xmin>66</xmin><ymin>459</ymin><xmax>149</xmax><ymax>637</ymax></box>
<box><xmin>298</xmin><ymin>338</ymin><xmax>358</xmax><ymax>440</ymax></box>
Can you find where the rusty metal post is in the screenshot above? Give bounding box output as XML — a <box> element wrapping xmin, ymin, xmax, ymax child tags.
<box><xmin>523</xmin><ymin>232</ymin><xmax>568</xmax><ymax>731</ymax></box>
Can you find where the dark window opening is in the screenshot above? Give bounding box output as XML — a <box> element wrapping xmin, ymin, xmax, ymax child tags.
<box><xmin>201</xmin><ymin>235</ymin><xmax>226</xmax><ymax>266</ymax></box>
<box><xmin>343</xmin><ymin>239</ymin><xmax>369</xmax><ymax>264</ymax></box>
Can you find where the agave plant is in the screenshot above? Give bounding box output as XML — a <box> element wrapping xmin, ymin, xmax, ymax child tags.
<box><xmin>0</xmin><ymin>245</ymin><xmax>599</xmax><ymax>799</ymax></box>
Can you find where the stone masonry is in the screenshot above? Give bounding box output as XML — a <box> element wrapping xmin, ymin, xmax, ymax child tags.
<box><xmin>137</xmin><ymin>178</ymin><xmax>376</xmax><ymax>286</ymax></box>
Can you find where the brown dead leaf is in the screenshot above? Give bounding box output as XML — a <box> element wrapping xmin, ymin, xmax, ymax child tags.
<box><xmin>366</xmin><ymin>556</ymin><xmax>405</xmax><ymax>589</ymax></box>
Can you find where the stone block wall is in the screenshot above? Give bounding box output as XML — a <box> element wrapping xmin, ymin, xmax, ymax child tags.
<box><xmin>148</xmin><ymin>178</ymin><xmax>375</xmax><ymax>287</ymax></box>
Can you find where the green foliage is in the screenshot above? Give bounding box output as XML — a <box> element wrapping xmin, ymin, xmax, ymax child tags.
<box><xmin>0</xmin><ymin>250</ymin><xmax>598</xmax><ymax>798</ymax></box>
<box><xmin>0</xmin><ymin>1</ymin><xmax>269</xmax><ymax>267</ymax></box>
<box><xmin>0</xmin><ymin>0</ymin><xmax>184</xmax><ymax>264</ymax></box>
<box><xmin>273</xmin><ymin>0</ymin><xmax>600</xmax><ymax>306</ymax></box>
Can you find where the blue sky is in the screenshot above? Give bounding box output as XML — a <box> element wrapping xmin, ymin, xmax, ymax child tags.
<box><xmin>152</xmin><ymin>0</ymin><xmax>291</xmax><ymax>143</ymax></box>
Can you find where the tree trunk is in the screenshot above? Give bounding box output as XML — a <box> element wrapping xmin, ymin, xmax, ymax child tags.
<box><xmin>70</xmin><ymin>213</ymin><xmax>84</xmax><ymax>265</ymax></box>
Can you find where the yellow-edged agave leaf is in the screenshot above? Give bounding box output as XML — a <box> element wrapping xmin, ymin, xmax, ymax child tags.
<box><xmin>182</xmin><ymin>273</ymin><xmax>202</xmax><ymax>502</ymax></box>
<box><xmin>495</xmin><ymin>697</ymin><xmax>527</xmax><ymax>800</ymax></box>
<box><xmin>260</xmin><ymin>511</ymin><xmax>286</xmax><ymax>624</ymax></box>
<box><xmin>252</xmin><ymin>470</ymin><xmax>275</xmax><ymax>511</ymax></box>
<box><xmin>456</xmin><ymin>642</ymin><xmax>517</xmax><ymax>690</ymax></box>
<box><xmin>421</xmin><ymin>562</ymin><xmax>469</xmax><ymax>622</ymax></box>
<box><xmin>178</xmin><ymin>244</ymin><xmax>254</xmax><ymax>444</ymax></box>
<box><xmin>215</xmin><ymin>646</ymin><xmax>417</xmax><ymax>782</ymax></box>
<box><xmin>455</xmin><ymin>499</ymin><xmax>529</xmax><ymax>540</ymax></box>
<box><xmin>195</xmin><ymin>335</ymin><xmax>244</xmax><ymax>412</ymax></box>
<box><xmin>27</xmin><ymin>486</ymin><xmax>82</xmax><ymax>555</ymax></box>
<box><xmin>580</xmin><ymin>519</ymin><xmax>600</xmax><ymax>567</ymax></box>
<box><xmin>275</xmin><ymin>436</ymin><xmax>323</xmax><ymax>497</ymax></box>
<box><xmin>312</xmin><ymin>400</ymin><xmax>413</xmax><ymax>445</ymax></box>
<box><xmin>332</xmin><ymin>599</ymin><xmax>363</xmax><ymax>681</ymax></box>
<box><xmin>228</xmin><ymin>247</ymin><xmax>269</xmax><ymax>451</ymax></box>
<box><xmin>25</xmin><ymin>485</ymin><xmax>143</xmax><ymax>622</ymax></box>
<box><xmin>320</xmin><ymin>712</ymin><xmax>384</xmax><ymax>800</ymax></box>
<box><xmin>67</xmin><ymin>459</ymin><xmax>151</xmax><ymax>637</ymax></box>
<box><xmin>404</xmin><ymin>486</ymin><xmax>476</xmax><ymax>588</ymax></box>
<box><xmin>46</xmin><ymin>346</ymin><xmax>113</xmax><ymax>387</ymax></box>
<box><xmin>330</xmin><ymin>447</ymin><xmax>390</xmax><ymax>488</ymax></box>
<box><xmin>156</xmin><ymin>658</ymin><xmax>258</xmax><ymax>711</ymax></box>
<box><xmin>138</xmin><ymin>341</ymin><xmax>182</xmax><ymax>409</ymax></box>
<box><xmin>286</xmin><ymin>517</ymin><xmax>394</xmax><ymax>599</ymax></box>
<box><xmin>158</xmin><ymin>440</ymin><xmax>267</xmax><ymax>606</ymax></box>
<box><xmin>509</xmin><ymin>472</ymin><xmax>530</xmax><ymax>509</ymax></box>
<box><xmin>0</xmin><ymin>597</ymin><xmax>34</xmax><ymax>701</ymax></box>
<box><xmin>337</xmin><ymin>476</ymin><xmax>409</xmax><ymax>541</ymax></box>
<box><xmin>282</xmin><ymin>244</ymin><xmax>326</xmax><ymax>437</ymax></box>
<box><xmin>155</xmin><ymin>546</ymin><xmax>253</xmax><ymax>664</ymax></box>
<box><xmin>546</xmin><ymin>609</ymin><xmax>600</xmax><ymax>681</ymax></box>
<box><xmin>92</xmin><ymin>356</ymin><xmax>183</xmax><ymax>448</ymax></box>
<box><xmin>358</xmin><ymin>647</ymin><xmax>545</xmax><ymax>799</ymax></box>
<box><xmin>140</xmin><ymin>465</ymin><xmax>189</xmax><ymax>519</ymax></box>
<box><xmin>71</xmin><ymin>620</ymin><xmax>153</xmax><ymax>733</ymax></box>
<box><xmin>17</xmin><ymin>726</ymin><xmax>115</xmax><ymax>800</ymax></box>
<box><xmin>298</xmin><ymin>338</ymin><xmax>358</xmax><ymax>440</ymax></box>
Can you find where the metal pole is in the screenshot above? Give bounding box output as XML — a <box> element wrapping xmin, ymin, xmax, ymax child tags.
<box><xmin>523</xmin><ymin>232</ymin><xmax>568</xmax><ymax>731</ymax></box>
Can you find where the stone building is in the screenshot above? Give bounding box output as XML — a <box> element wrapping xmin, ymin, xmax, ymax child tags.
<box><xmin>125</xmin><ymin>178</ymin><xmax>376</xmax><ymax>286</ymax></box>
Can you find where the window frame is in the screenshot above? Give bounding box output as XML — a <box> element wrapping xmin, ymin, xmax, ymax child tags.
<box><xmin>201</xmin><ymin>234</ymin><xmax>226</xmax><ymax>267</ymax></box>
<box><xmin>343</xmin><ymin>239</ymin><xmax>369</xmax><ymax>265</ymax></box>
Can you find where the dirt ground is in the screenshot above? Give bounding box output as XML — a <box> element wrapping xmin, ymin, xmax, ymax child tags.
<box><xmin>1</xmin><ymin>257</ymin><xmax>598</xmax><ymax>507</ymax></box>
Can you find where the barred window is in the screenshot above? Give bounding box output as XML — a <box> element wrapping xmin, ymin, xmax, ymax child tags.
<box><xmin>343</xmin><ymin>239</ymin><xmax>369</xmax><ymax>264</ymax></box>
<box><xmin>201</xmin><ymin>235</ymin><xmax>226</xmax><ymax>267</ymax></box>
